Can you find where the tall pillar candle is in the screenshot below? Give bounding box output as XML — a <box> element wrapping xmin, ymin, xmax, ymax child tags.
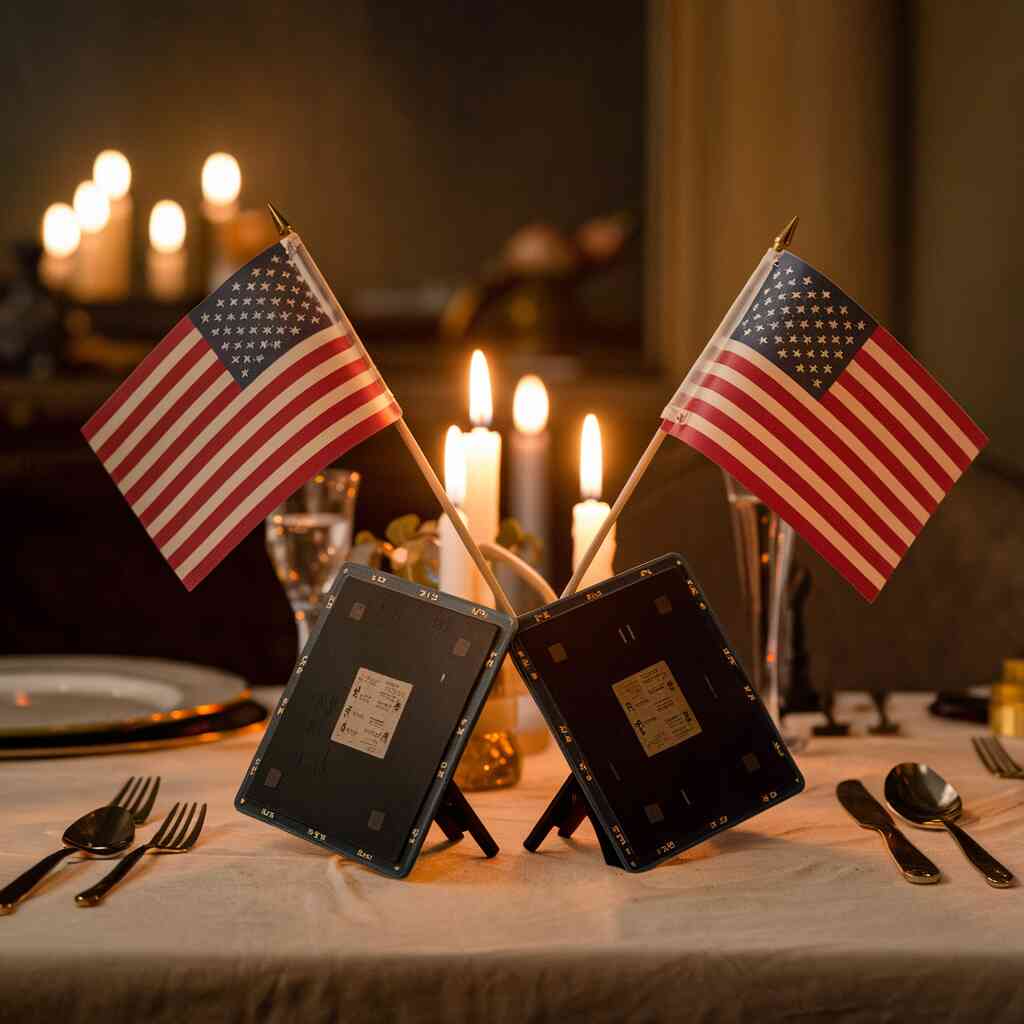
<box><xmin>71</xmin><ymin>180</ymin><xmax>112</xmax><ymax>302</ymax></box>
<box><xmin>509</xmin><ymin>374</ymin><xmax>550</xmax><ymax>579</ymax></box>
<box><xmin>39</xmin><ymin>203</ymin><xmax>80</xmax><ymax>291</ymax></box>
<box><xmin>147</xmin><ymin>200</ymin><xmax>188</xmax><ymax>302</ymax></box>
<box><xmin>92</xmin><ymin>150</ymin><xmax>133</xmax><ymax>299</ymax></box>
<box><xmin>572</xmin><ymin>413</ymin><xmax>616</xmax><ymax>588</ymax></box>
<box><xmin>438</xmin><ymin>425</ymin><xmax>481</xmax><ymax>600</ymax></box>
<box><xmin>201</xmin><ymin>152</ymin><xmax>242</xmax><ymax>290</ymax></box>
<box><xmin>463</xmin><ymin>350</ymin><xmax>501</xmax><ymax>603</ymax></box>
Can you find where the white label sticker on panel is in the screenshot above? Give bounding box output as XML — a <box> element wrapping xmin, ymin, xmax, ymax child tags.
<box><xmin>612</xmin><ymin>660</ymin><xmax>701</xmax><ymax>757</ymax></box>
<box><xmin>330</xmin><ymin>667</ymin><xmax>413</xmax><ymax>759</ymax></box>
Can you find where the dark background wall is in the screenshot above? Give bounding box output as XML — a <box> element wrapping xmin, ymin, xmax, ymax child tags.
<box><xmin>907</xmin><ymin>0</ymin><xmax>1023</xmax><ymax>475</ymax></box>
<box><xmin>1</xmin><ymin>1</ymin><xmax>645</xmax><ymax>308</ymax></box>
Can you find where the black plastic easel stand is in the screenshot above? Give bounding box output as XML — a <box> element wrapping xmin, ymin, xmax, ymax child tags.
<box><xmin>523</xmin><ymin>774</ymin><xmax>623</xmax><ymax>868</ymax></box>
<box><xmin>433</xmin><ymin>782</ymin><xmax>499</xmax><ymax>858</ymax></box>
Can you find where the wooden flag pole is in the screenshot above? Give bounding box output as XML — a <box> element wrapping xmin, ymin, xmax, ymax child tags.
<box><xmin>268</xmin><ymin>203</ymin><xmax>516</xmax><ymax>617</ymax></box>
<box><xmin>561</xmin><ymin>216</ymin><xmax>800</xmax><ymax>600</ymax></box>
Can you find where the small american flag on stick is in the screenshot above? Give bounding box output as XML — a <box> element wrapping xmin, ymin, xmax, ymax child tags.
<box><xmin>83</xmin><ymin>240</ymin><xmax>401</xmax><ymax>590</ymax></box>
<box><xmin>662</xmin><ymin>249</ymin><xmax>987</xmax><ymax>602</ymax></box>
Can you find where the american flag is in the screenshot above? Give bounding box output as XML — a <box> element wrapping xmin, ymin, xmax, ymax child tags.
<box><xmin>661</xmin><ymin>249</ymin><xmax>987</xmax><ymax>602</ymax></box>
<box><xmin>83</xmin><ymin>241</ymin><xmax>401</xmax><ymax>591</ymax></box>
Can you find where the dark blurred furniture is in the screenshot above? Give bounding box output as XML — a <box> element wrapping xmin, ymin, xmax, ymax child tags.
<box><xmin>616</xmin><ymin>444</ymin><xmax>1024</xmax><ymax>693</ymax></box>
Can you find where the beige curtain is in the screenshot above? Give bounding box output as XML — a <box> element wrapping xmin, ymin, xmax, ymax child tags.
<box><xmin>647</xmin><ymin>0</ymin><xmax>904</xmax><ymax>384</ymax></box>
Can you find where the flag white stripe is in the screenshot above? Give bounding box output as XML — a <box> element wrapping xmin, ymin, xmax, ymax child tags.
<box><xmin>829</xmin><ymin>382</ymin><xmax>946</xmax><ymax>503</ymax></box>
<box><xmin>691</xmin><ymin>384</ymin><xmax>900</xmax><ymax>567</ymax></box>
<box><xmin>116</xmin><ymin>376</ymin><xmax>235</xmax><ymax>495</ymax></box>
<box><xmin>862</xmin><ymin>338</ymin><xmax>979</xmax><ymax>459</ymax></box>
<box><xmin>161</xmin><ymin>368</ymin><xmax>378</xmax><ymax>557</ymax></box>
<box><xmin>174</xmin><ymin>391</ymin><xmax>395</xmax><ymax>579</ymax></box>
<box><xmin>720</xmin><ymin>342</ymin><xmax>930</xmax><ymax>525</ymax></box>
<box><xmin>700</xmin><ymin>362</ymin><xmax>916</xmax><ymax>547</ymax></box>
<box><xmin>88</xmin><ymin>329</ymin><xmax>200</xmax><ymax>451</ymax></box>
<box><xmin>845</xmin><ymin>359</ymin><xmax>963</xmax><ymax>482</ymax></box>
<box><xmin>683</xmin><ymin>411</ymin><xmax>887</xmax><ymax>591</ymax></box>
<box><xmin>134</xmin><ymin>329</ymin><xmax>354</xmax><ymax>519</ymax></box>
<box><xmin>105</xmin><ymin>349</ymin><xmax>219</xmax><ymax>474</ymax></box>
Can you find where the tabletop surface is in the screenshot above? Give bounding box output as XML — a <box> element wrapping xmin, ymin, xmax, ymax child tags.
<box><xmin>3</xmin><ymin>692</ymin><xmax>1023</xmax><ymax>1024</ymax></box>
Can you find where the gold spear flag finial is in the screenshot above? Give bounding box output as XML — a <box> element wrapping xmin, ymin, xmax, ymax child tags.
<box><xmin>772</xmin><ymin>215</ymin><xmax>799</xmax><ymax>253</ymax></box>
<box><xmin>267</xmin><ymin>201</ymin><xmax>293</xmax><ymax>238</ymax></box>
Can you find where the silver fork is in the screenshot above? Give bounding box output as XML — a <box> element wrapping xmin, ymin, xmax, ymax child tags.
<box><xmin>973</xmin><ymin>736</ymin><xmax>1024</xmax><ymax>779</ymax></box>
<box><xmin>111</xmin><ymin>776</ymin><xmax>161</xmax><ymax>824</ymax></box>
<box><xmin>74</xmin><ymin>802</ymin><xmax>206</xmax><ymax>907</ymax></box>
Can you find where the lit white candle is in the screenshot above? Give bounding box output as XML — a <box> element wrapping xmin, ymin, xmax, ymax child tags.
<box><xmin>39</xmin><ymin>203</ymin><xmax>81</xmax><ymax>290</ymax></box>
<box><xmin>147</xmin><ymin>200</ymin><xmax>188</xmax><ymax>301</ymax></box>
<box><xmin>572</xmin><ymin>413</ymin><xmax>616</xmax><ymax>588</ymax></box>
<box><xmin>438</xmin><ymin>425</ymin><xmax>480</xmax><ymax>600</ymax></box>
<box><xmin>92</xmin><ymin>149</ymin><xmax>132</xmax><ymax>299</ymax></box>
<box><xmin>463</xmin><ymin>349</ymin><xmax>502</xmax><ymax>562</ymax></box>
<box><xmin>201</xmin><ymin>152</ymin><xmax>242</xmax><ymax>290</ymax></box>
<box><xmin>71</xmin><ymin>180</ymin><xmax>112</xmax><ymax>302</ymax></box>
<box><xmin>510</xmin><ymin>374</ymin><xmax>550</xmax><ymax>576</ymax></box>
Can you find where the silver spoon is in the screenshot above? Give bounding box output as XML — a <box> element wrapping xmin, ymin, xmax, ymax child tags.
<box><xmin>0</xmin><ymin>805</ymin><xmax>135</xmax><ymax>913</ymax></box>
<box><xmin>885</xmin><ymin>762</ymin><xmax>1015</xmax><ymax>889</ymax></box>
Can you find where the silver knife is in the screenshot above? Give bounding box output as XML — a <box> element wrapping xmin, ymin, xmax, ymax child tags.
<box><xmin>837</xmin><ymin>780</ymin><xmax>941</xmax><ymax>884</ymax></box>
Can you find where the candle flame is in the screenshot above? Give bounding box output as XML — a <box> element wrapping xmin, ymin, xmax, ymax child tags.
<box><xmin>444</xmin><ymin>425</ymin><xmax>467</xmax><ymax>506</ymax></box>
<box><xmin>73</xmin><ymin>180</ymin><xmax>110</xmax><ymax>234</ymax></box>
<box><xmin>93</xmin><ymin>150</ymin><xmax>131</xmax><ymax>199</ymax></box>
<box><xmin>580</xmin><ymin>413</ymin><xmax>603</xmax><ymax>500</ymax></box>
<box><xmin>41</xmin><ymin>203</ymin><xmax>81</xmax><ymax>258</ymax></box>
<box><xmin>149</xmin><ymin>200</ymin><xmax>187</xmax><ymax>253</ymax></box>
<box><xmin>468</xmin><ymin>349</ymin><xmax>493</xmax><ymax>427</ymax></box>
<box><xmin>513</xmin><ymin>374</ymin><xmax>549</xmax><ymax>435</ymax></box>
<box><xmin>202</xmin><ymin>152</ymin><xmax>242</xmax><ymax>206</ymax></box>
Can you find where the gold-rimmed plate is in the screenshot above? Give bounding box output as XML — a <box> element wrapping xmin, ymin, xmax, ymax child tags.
<box><xmin>0</xmin><ymin>657</ymin><xmax>250</xmax><ymax>738</ymax></box>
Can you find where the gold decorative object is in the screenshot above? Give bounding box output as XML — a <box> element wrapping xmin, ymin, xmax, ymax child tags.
<box><xmin>990</xmin><ymin>659</ymin><xmax>1024</xmax><ymax>738</ymax></box>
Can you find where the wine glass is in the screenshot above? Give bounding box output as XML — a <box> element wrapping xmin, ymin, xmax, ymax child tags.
<box><xmin>265</xmin><ymin>469</ymin><xmax>360</xmax><ymax>657</ymax></box>
<box><xmin>723</xmin><ymin>472</ymin><xmax>807</xmax><ymax>752</ymax></box>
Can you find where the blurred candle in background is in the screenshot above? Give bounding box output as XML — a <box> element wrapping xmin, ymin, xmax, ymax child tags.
<box><xmin>39</xmin><ymin>202</ymin><xmax>81</xmax><ymax>290</ymax></box>
<box><xmin>201</xmin><ymin>152</ymin><xmax>242</xmax><ymax>290</ymax></box>
<box><xmin>92</xmin><ymin>149</ymin><xmax>132</xmax><ymax>299</ymax></box>
<box><xmin>463</xmin><ymin>351</ymin><xmax>502</xmax><ymax>596</ymax></box>
<box><xmin>147</xmin><ymin>200</ymin><xmax>188</xmax><ymax>302</ymax></box>
<box><xmin>572</xmin><ymin>413</ymin><xmax>616</xmax><ymax>589</ymax></box>
<box><xmin>438</xmin><ymin>425</ymin><xmax>479</xmax><ymax>600</ymax></box>
<box><xmin>510</xmin><ymin>374</ymin><xmax>550</xmax><ymax>579</ymax></box>
<box><xmin>71</xmin><ymin>180</ymin><xmax>112</xmax><ymax>302</ymax></box>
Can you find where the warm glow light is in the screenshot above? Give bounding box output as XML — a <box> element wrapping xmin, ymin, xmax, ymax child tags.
<box><xmin>468</xmin><ymin>349</ymin><xmax>493</xmax><ymax>427</ymax></box>
<box><xmin>149</xmin><ymin>200</ymin><xmax>187</xmax><ymax>253</ymax></box>
<box><xmin>72</xmin><ymin>180</ymin><xmax>110</xmax><ymax>233</ymax></box>
<box><xmin>201</xmin><ymin>152</ymin><xmax>242</xmax><ymax>205</ymax></box>
<box><xmin>512</xmin><ymin>374</ymin><xmax>549</xmax><ymax>435</ymax></box>
<box><xmin>93</xmin><ymin>150</ymin><xmax>132</xmax><ymax>199</ymax></box>
<box><xmin>41</xmin><ymin>203</ymin><xmax>81</xmax><ymax>257</ymax></box>
<box><xmin>444</xmin><ymin>425</ymin><xmax>467</xmax><ymax>506</ymax></box>
<box><xmin>580</xmin><ymin>413</ymin><xmax>603</xmax><ymax>500</ymax></box>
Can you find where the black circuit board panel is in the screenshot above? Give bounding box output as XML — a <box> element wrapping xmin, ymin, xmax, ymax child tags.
<box><xmin>513</xmin><ymin>554</ymin><xmax>804</xmax><ymax>870</ymax></box>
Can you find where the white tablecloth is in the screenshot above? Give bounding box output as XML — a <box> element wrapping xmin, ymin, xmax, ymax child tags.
<box><xmin>3</xmin><ymin>694</ymin><xmax>1024</xmax><ymax>1023</ymax></box>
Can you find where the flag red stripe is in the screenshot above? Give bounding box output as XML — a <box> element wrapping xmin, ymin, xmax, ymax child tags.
<box><xmin>82</xmin><ymin>317</ymin><xmax>194</xmax><ymax>442</ymax></box>
<box><xmin>664</xmin><ymin>420</ymin><xmax>879</xmax><ymax>601</ymax></box>
<box><xmin>854</xmin><ymin>346</ymin><xmax>970</xmax><ymax>473</ymax></box>
<box><xmin>682</xmin><ymin>397</ymin><xmax>895</xmax><ymax>580</ymax></box>
<box><xmin>835</xmin><ymin>368</ymin><xmax>956</xmax><ymax>491</ymax></box>
<box><xmin>819</xmin><ymin>387</ymin><xmax>939</xmax><ymax>517</ymax></box>
<box><xmin>870</xmin><ymin>327</ymin><xmax>988</xmax><ymax>449</ymax></box>
<box><xmin>122</xmin><ymin>377</ymin><xmax>239</xmax><ymax>507</ymax></box>
<box><xmin>138</xmin><ymin>336</ymin><xmax>354</xmax><ymax>528</ymax></box>
<box><xmin>697</xmin><ymin>371</ymin><xmax>910</xmax><ymax>557</ymax></box>
<box><xmin>181</xmin><ymin>403</ymin><xmax>400</xmax><ymax>591</ymax></box>
<box><xmin>713</xmin><ymin>348</ymin><xmax>925</xmax><ymax>535</ymax></box>
<box><xmin>94</xmin><ymin>336</ymin><xmax>208</xmax><ymax>464</ymax></box>
<box><xmin>110</xmin><ymin>359</ymin><xmax>229</xmax><ymax>485</ymax></box>
<box><xmin>154</xmin><ymin>360</ymin><xmax>374</xmax><ymax>553</ymax></box>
